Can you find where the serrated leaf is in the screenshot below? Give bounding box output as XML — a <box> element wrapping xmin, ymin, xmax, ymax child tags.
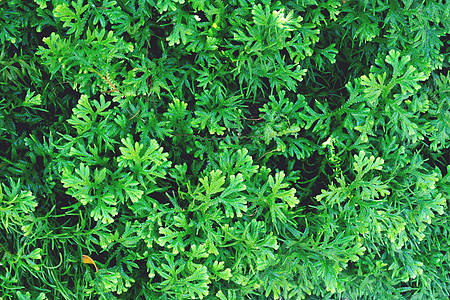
<box><xmin>360</xmin><ymin>72</ymin><xmax>387</xmax><ymax>107</ymax></box>
<box><xmin>385</xmin><ymin>50</ymin><xmax>427</xmax><ymax>94</ymax></box>
<box><xmin>61</xmin><ymin>163</ymin><xmax>93</xmax><ymax>205</ymax></box>
<box><xmin>219</xmin><ymin>173</ymin><xmax>247</xmax><ymax>218</ymax></box>
<box><xmin>22</xmin><ymin>90</ymin><xmax>42</xmax><ymax>107</ymax></box>
<box><xmin>316</xmin><ymin>260</ymin><xmax>342</xmax><ymax>294</ymax></box>
<box><xmin>353</xmin><ymin>150</ymin><xmax>384</xmax><ymax>180</ymax></box>
<box><xmin>190</xmin><ymin>244</ymin><xmax>209</xmax><ymax>259</ymax></box>
<box><xmin>200</xmin><ymin>170</ymin><xmax>226</xmax><ymax>196</ymax></box>
<box><xmin>118</xmin><ymin>135</ymin><xmax>169</xmax><ymax>170</ymax></box>
<box><xmin>119</xmin><ymin>174</ymin><xmax>144</xmax><ymax>203</ymax></box>
<box><xmin>158</xmin><ymin>227</ymin><xmax>186</xmax><ymax>254</ymax></box>
<box><xmin>185</xmin><ymin>264</ymin><xmax>210</xmax><ymax>299</ymax></box>
<box><xmin>93</xmin><ymin>167</ymin><xmax>107</xmax><ymax>184</ymax></box>
<box><xmin>91</xmin><ymin>201</ymin><xmax>117</xmax><ymax>224</ymax></box>
<box><xmin>119</xmin><ymin>137</ymin><xmax>145</xmax><ymax>163</ymax></box>
<box><xmin>54</xmin><ymin>1</ymin><xmax>89</xmax><ymax>38</ymax></box>
<box><xmin>211</xmin><ymin>261</ymin><xmax>232</xmax><ymax>280</ymax></box>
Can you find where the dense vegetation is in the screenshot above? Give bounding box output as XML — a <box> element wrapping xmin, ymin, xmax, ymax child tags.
<box><xmin>0</xmin><ymin>0</ymin><xmax>449</xmax><ymax>299</ymax></box>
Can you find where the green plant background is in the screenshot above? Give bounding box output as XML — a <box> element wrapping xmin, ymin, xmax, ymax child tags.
<box><xmin>0</xmin><ymin>0</ymin><xmax>449</xmax><ymax>299</ymax></box>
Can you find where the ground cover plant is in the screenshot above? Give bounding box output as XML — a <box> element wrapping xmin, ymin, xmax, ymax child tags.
<box><xmin>0</xmin><ymin>0</ymin><xmax>449</xmax><ymax>299</ymax></box>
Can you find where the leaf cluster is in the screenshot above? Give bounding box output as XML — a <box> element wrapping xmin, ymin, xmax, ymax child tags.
<box><xmin>0</xmin><ymin>0</ymin><xmax>449</xmax><ymax>299</ymax></box>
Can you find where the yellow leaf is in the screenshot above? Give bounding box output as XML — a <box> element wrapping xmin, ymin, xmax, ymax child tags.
<box><xmin>82</xmin><ymin>255</ymin><xmax>98</xmax><ymax>272</ymax></box>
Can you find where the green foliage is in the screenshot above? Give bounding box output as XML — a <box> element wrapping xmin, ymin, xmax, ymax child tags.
<box><xmin>0</xmin><ymin>179</ymin><xmax>38</xmax><ymax>235</ymax></box>
<box><xmin>1</xmin><ymin>0</ymin><xmax>449</xmax><ymax>299</ymax></box>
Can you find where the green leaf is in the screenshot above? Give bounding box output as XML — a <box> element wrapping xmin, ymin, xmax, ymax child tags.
<box><xmin>157</xmin><ymin>227</ymin><xmax>186</xmax><ymax>254</ymax></box>
<box><xmin>61</xmin><ymin>163</ymin><xmax>93</xmax><ymax>205</ymax></box>
<box><xmin>22</xmin><ymin>90</ymin><xmax>42</xmax><ymax>107</ymax></box>
<box><xmin>16</xmin><ymin>291</ymin><xmax>47</xmax><ymax>300</ymax></box>
<box><xmin>211</xmin><ymin>261</ymin><xmax>232</xmax><ymax>280</ymax></box>
<box><xmin>54</xmin><ymin>0</ymin><xmax>89</xmax><ymax>38</ymax></box>
<box><xmin>189</xmin><ymin>244</ymin><xmax>209</xmax><ymax>259</ymax></box>
<box><xmin>92</xmin><ymin>268</ymin><xmax>121</xmax><ymax>294</ymax></box>
<box><xmin>32</xmin><ymin>0</ymin><xmax>47</xmax><ymax>9</ymax></box>
<box><xmin>119</xmin><ymin>174</ymin><xmax>144</xmax><ymax>203</ymax></box>
<box><xmin>118</xmin><ymin>221</ymin><xmax>142</xmax><ymax>248</ymax></box>
<box><xmin>118</xmin><ymin>135</ymin><xmax>170</xmax><ymax>188</ymax></box>
<box><xmin>263</xmin><ymin>125</ymin><xmax>277</xmax><ymax>144</ymax></box>
<box><xmin>67</xmin><ymin>95</ymin><xmax>99</xmax><ymax>134</ymax></box>
<box><xmin>199</xmin><ymin>170</ymin><xmax>226</xmax><ymax>197</ymax></box>
<box><xmin>360</xmin><ymin>72</ymin><xmax>387</xmax><ymax>107</ymax></box>
<box><xmin>119</xmin><ymin>137</ymin><xmax>146</xmax><ymax>164</ymax></box>
<box><xmin>315</xmin><ymin>260</ymin><xmax>342</xmax><ymax>294</ymax></box>
<box><xmin>259</xmin><ymin>171</ymin><xmax>299</xmax><ymax>227</ymax></box>
<box><xmin>353</xmin><ymin>150</ymin><xmax>384</xmax><ymax>180</ymax></box>
<box><xmin>385</xmin><ymin>50</ymin><xmax>428</xmax><ymax>94</ymax></box>
<box><xmin>23</xmin><ymin>248</ymin><xmax>42</xmax><ymax>271</ymax></box>
<box><xmin>316</xmin><ymin>174</ymin><xmax>348</xmax><ymax>208</ymax></box>
<box><xmin>90</xmin><ymin>197</ymin><xmax>118</xmax><ymax>224</ymax></box>
<box><xmin>219</xmin><ymin>173</ymin><xmax>247</xmax><ymax>218</ymax></box>
<box><xmin>315</xmin><ymin>43</ymin><xmax>338</xmax><ymax>70</ymax></box>
<box><xmin>184</xmin><ymin>263</ymin><xmax>210</xmax><ymax>299</ymax></box>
